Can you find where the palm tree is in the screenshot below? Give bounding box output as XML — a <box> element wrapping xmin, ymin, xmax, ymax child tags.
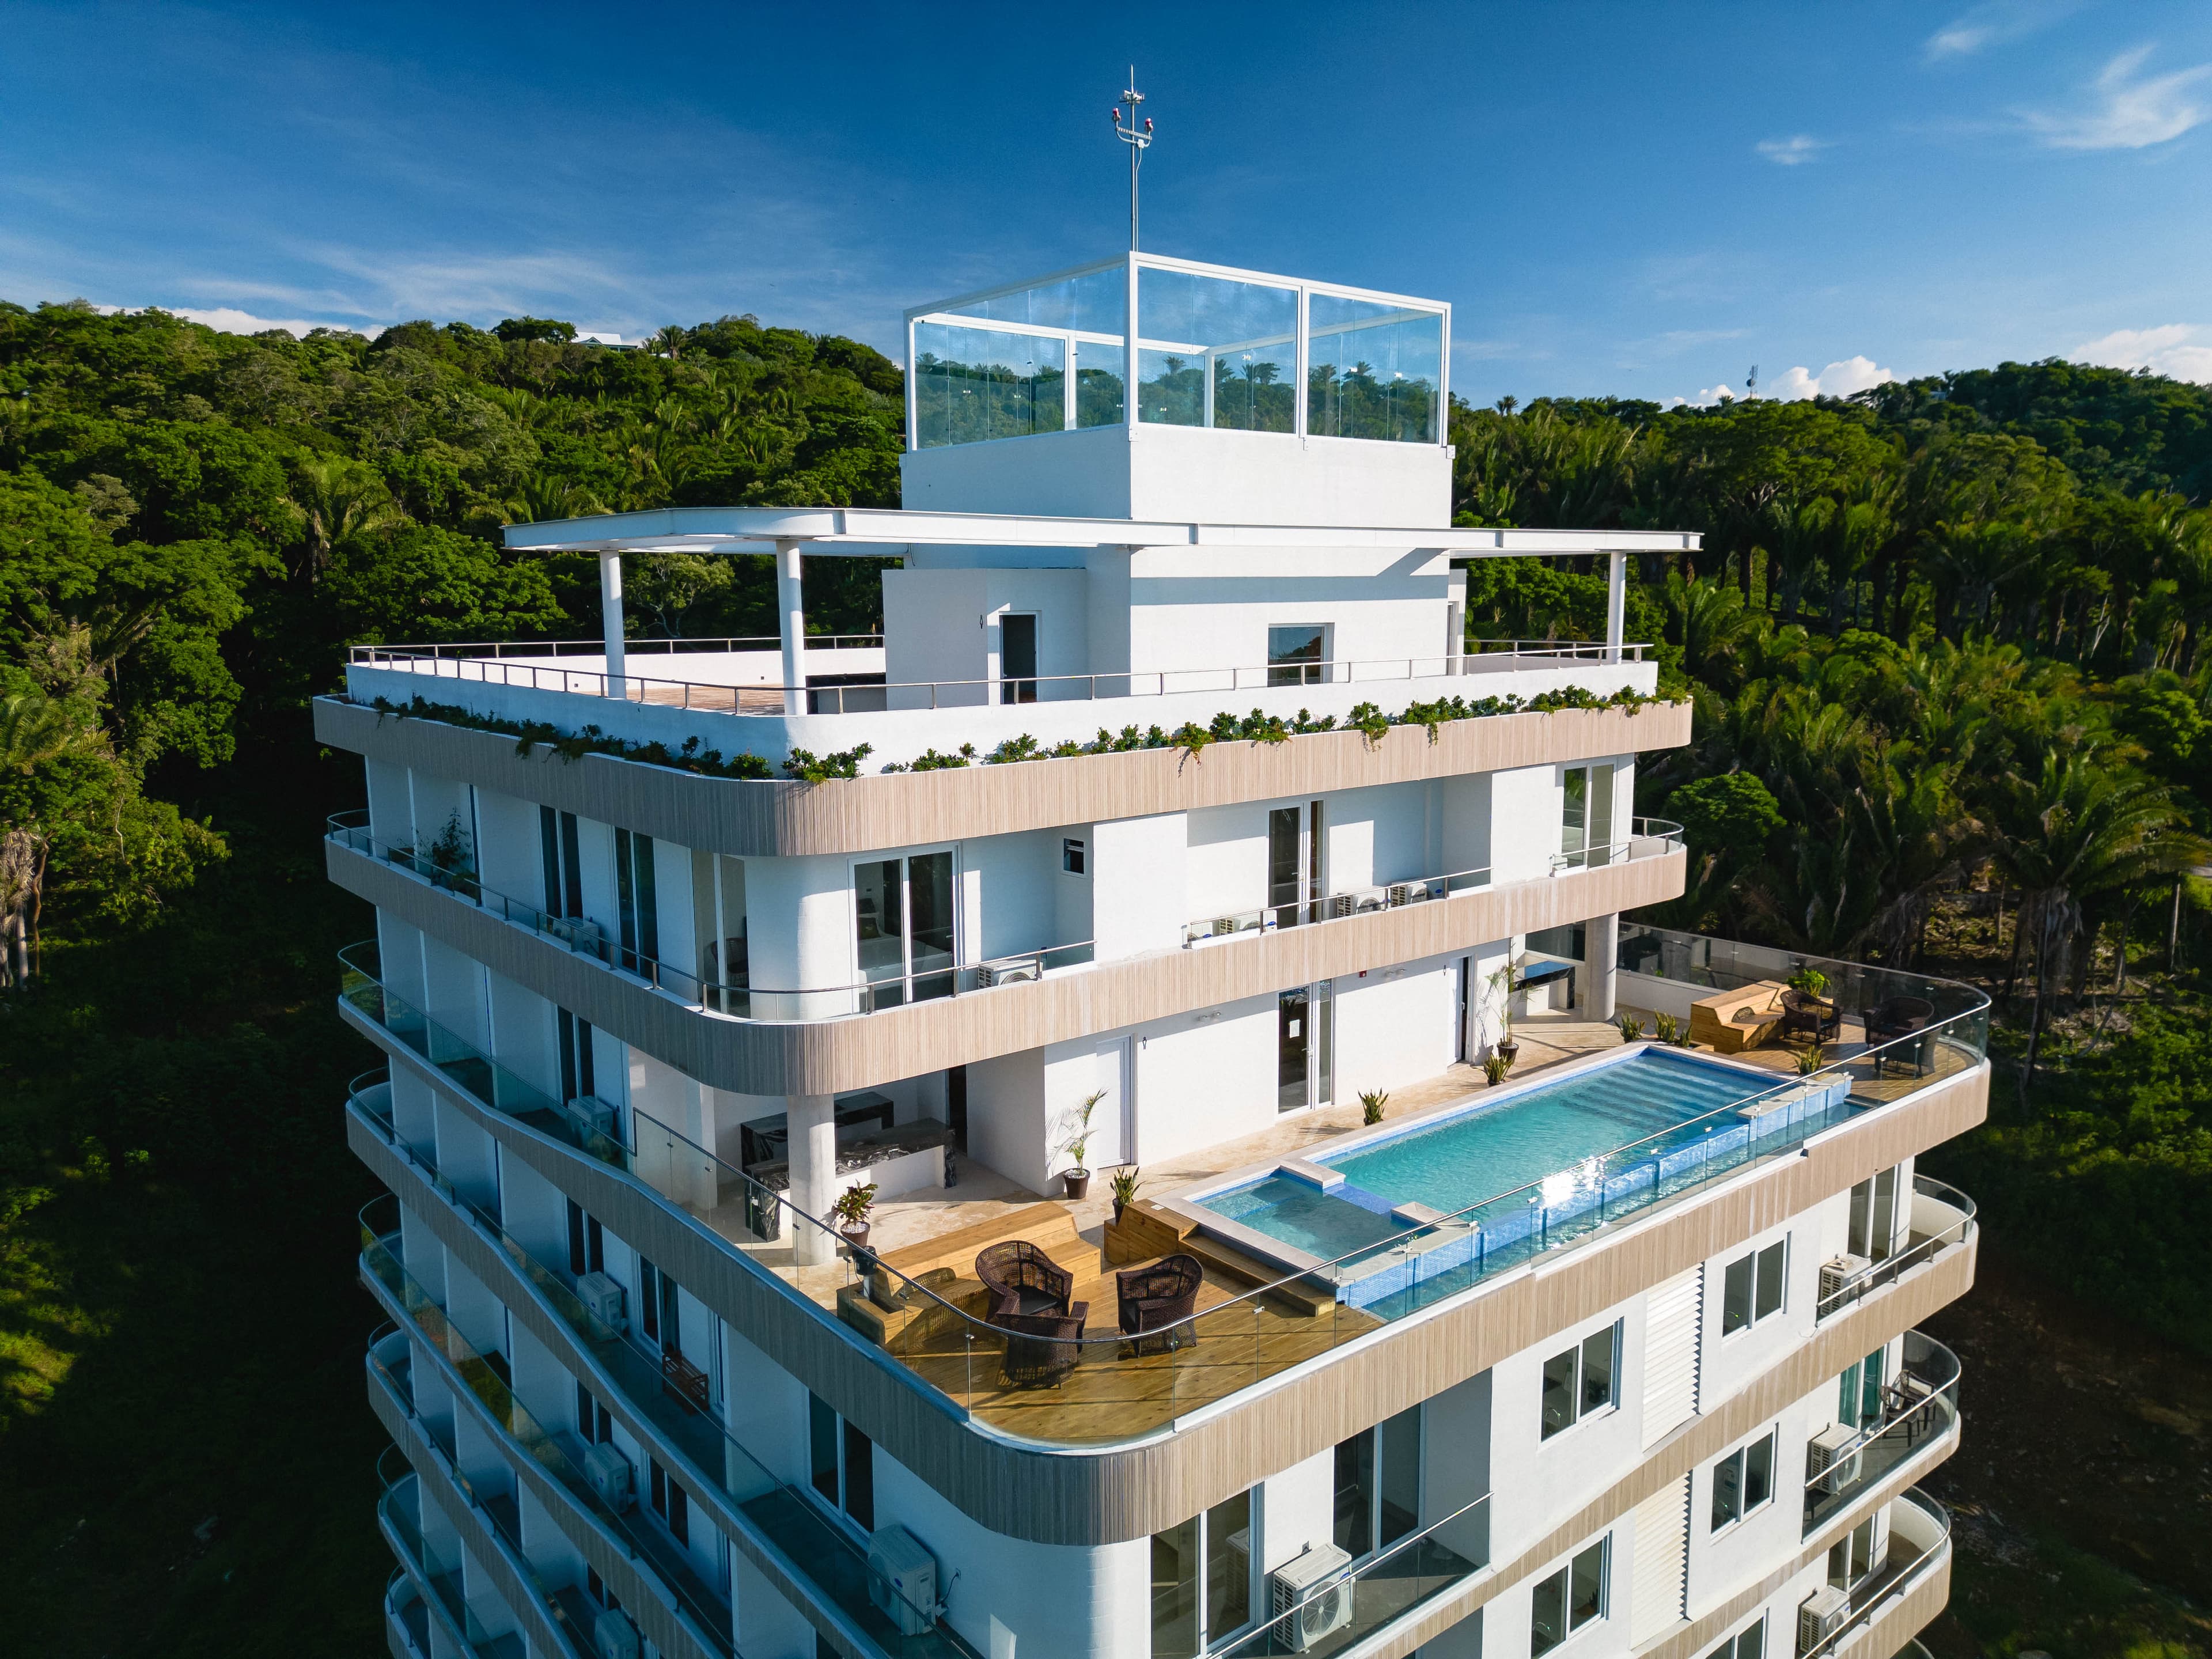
<box><xmin>1</xmin><ymin>691</ymin><xmax>84</xmax><ymax>991</ymax></box>
<box><xmin>289</xmin><ymin>456</ymin><xmax>403</xmax><ymax>579</ymax></box>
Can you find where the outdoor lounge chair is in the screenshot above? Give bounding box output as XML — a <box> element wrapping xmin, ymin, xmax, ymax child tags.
<box><xmin>1861</xmin><ymin>995</ymin><xmax>1937</xmax><ymax>1077</ymax></box>
<box><xmin>1779</xmin><ymin>987</ymin><xmax>1841</xmax><ymax>1045</ymax></box>
<box><xmin>993</xmin><ymin>1306</ymin><xmax>1089</xmax><ymax>1387</ymax></box>
<box><xmin>1116</xmin><ymin>1253</ymin><xmax>1203</xmax><ymax>1354</ymax></box>
<box><xmin>975</xmin><ymin>1240</ymin><xmax>1080</xmax><ymax>1319</ymax></box>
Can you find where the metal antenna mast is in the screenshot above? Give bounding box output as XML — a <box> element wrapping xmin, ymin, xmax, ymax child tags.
<box><xmin>1111</xmin><ymin>67</ymin><xmax>1154</xmax><ymax>251</ymax></box>
<box><xmin>1746</xmin><ymin>364</ymin><xmax>1759</xmax><ymax>400</ymax></box>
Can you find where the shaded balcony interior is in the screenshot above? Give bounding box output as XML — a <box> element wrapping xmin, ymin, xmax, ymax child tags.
<box><xmin>345</xmin><ymin>922</ymin><xmax>1986</xmax><ymax>1447</ymax></box>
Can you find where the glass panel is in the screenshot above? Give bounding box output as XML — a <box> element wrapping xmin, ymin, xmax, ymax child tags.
<box><xmin>1000</xmin><ymin>614</ymin><xmax>1038</xmax><ymax>704</ymax></box>
<box><xmin>964</xmin><ymin>264</ymin><xmax>1126</xmax><ymax>333</ymax></box>
<box><xmin>1279</xmin><ymin>988</ymin><xmax>1310</xmax><ymax>1112</ymax></box>
<box><xmin>1075</xmin><ymin>339</ymin><xmax>1126</xmax><ymax>428</ymax></box>
<box><xmin>1743</xmin><ymin>1433</ymin><xmax>1773</xmax><ymax>1510</ymax></box>
<box><xmin>1566</xmin><ymin>1548</ymin><xmax>1601</xmax><ymax>1637</ymax></box>
<box><xmin>1740</xmin><ymin>1617</ymin><xmax>1766</xmax><ymax>1659</ymax></box>
<box><xmin>1588</xmin><ymin>764</ymin><xmax>1615</xmax><ymax>863</ymax></box>
<box><xmin>1333</xmin><ymin>1430</ymin><xmax>1376</xmax><ymax>1558</ymax></box>
<box><xmin>1755</xmin><ymin>1241</ymin><xmax>1786</xmax><ymax>1320</ymax></box>
<box><xmin>1380</xmin><ymin>1406</ymin><xmax>1422</xmax><ymax>1548</ymax></box>
<box><xmin>1838</xmin><ymin>1360</ymin><xmax>1861</xmax><ymax>1428</ymax></box>
<box><xmin>633</xmin><ymin>832</ymin><xmax>658</xmax><ymax>961</ymax></box>
<box><xmin>1137</xmin><ymin>267</ymin><xmax>1296</xmax><ymax>430</ymax></box>
<box><xmin>1307</xmin><ymin>294</ymin><xmax>1443</xmax><ymax>443</ymax></box>
<box><xmin>1314</xmin><ymin>979</ymin><xmax>1335</xmax><ymax>1108</ymax></box>
<box><xmin>1562</xmin><ymin>768</ymin><xmax>1588</xmax><ymax>862</ymax></box>
<box><xmin>1860</xmin><ymin>1346</ymin><xmax>1886</xmax><ymax>1422</ymax></box>
<box><xmin>1567</xmin><ymin>1539</ymin><xmax>1606</xmax><ymax>1629</ymax></box>
<box><xmin>1205</xmin><ymin>1490</ymin><xmax>1252</xmax><ymax>1643</ymax></box>
<box><xmin>1268</xmin><ymin>624</ymin><xmax>1327</xmax><ymax>686</ymax></box>
<box><xmin>854</xmin><ymin>858</ymin><xmax>906</xmax><ymax>1005</ymax></box>
<box><xmin>539</xmin><ymin>805</ymin><xmax>561</xmax><ymax>916</ymax></box>
<box><xmin>912</xmin><ymin>323</ymin><xmax>1067</xmax><ymax>449</ymax></box>
<box><xmin>1847</xmin><ymin>1177</ymin><xmax>1872</xmax><ymax>1256</ymax></box>
<box><xmin>1530</xmin><ymin>1567</ymin><xmax>1567</xmax><ymax>1656</ymax></box>
<box><xmin>1721</xmin><ymin>1254</ymin><xmax>1753</xmax><ymax>1335</ymax></box>
<box><xmin>842</xmin><ymin>1419</ymin><xmax>875</xmax><ymax>1529</ymax></box>
<box><xmin>808</xmin><ymin>1395</ymin><xmax>838</xmax><ymax>1505</ymax></box>
<box><xmin>1580</xmin><ymin>1325</ymin><xmax>1615</xmax><ymax>1415</ymax></box>
<box><xmin>1540</xmin><ymin>1347</ymin><xmax>1577</xmax><ymax>1438</ymax></box>
<box><xmin>1269</xmin><ymin>807</ymin><xmax>1304</xmax><ymax>923</ymax></box>
<box><xmin>1710</xmin><ymin>1449</ymin><xmax>1741</xmax><ymax>1529</ymax></box>
<box><xmin>1871</xmin><ymin>1167</ymin><xmax>1897</xmax><ymax>1262</ymax></box>
<box><xmin>908</xmin><ymin>851</ymin><xmax>956</xmax><ymax>1002</ymax></box>
<box><xmin>1152</xmin><ymin>1515</ymin><xmax>1201</xmax><ymax>1658</ymax></box>
<box><xmin>615</xmin><ymin>827</ymin><xmax>638</xmax><ymax>964</ymax></box>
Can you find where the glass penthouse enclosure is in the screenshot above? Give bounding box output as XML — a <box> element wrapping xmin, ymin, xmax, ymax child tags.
<box><xmin>905</xmin><ymin>253</ymin><xmax>1449</xmax><ymax>452</ymax></box>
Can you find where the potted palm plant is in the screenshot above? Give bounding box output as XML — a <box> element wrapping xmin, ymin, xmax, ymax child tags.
<box><xmin>1060</xmin><ymin>1089</ymin><xmax>1107</xmax><ymax>1200</ymax></box>
<box><xmin>1486</xmin><ymin>960</ymin><xmax>1520</xmax><ymax>1068</ymax></box>
<box><xmin>1359</xmin><ymin>1089</ymin><xmax>1390</xmax><ymax>1125</ymax></box>
<box><xmin>831</xmin><ymin>1180</ymin><xmax>878</xmax><ymax>1259</ymax></box>
<box><xmin>1109</xmin><ymin>1165</ymin><xmax>1142</xmax><ymax>1225</ymax></box>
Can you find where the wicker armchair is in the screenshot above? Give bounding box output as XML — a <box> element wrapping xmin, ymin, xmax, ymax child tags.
<box><xmin>1779</xmin><ymin>987</ymin><xmax>1840</xmax><ymax>1045</ymax></box>
<box><xmin>975</xmin><ymin>1240</ymin><xmax>1077</xmax><ymax>1319</ymax></box>
<box><xmin>1116</xmin><ymin>1254</ymin><xmax>1204</xmax><ymax>1354</ymax></box>
<box><xmin>993</xmin><ymin>1306</ymin><xmax>1089</xmax><ymax>1386</ymax></box>
<box><xmin>1861</xmin><ymin>995</ymin><xmax>1937</xmax><ymax>1077</ymax></box>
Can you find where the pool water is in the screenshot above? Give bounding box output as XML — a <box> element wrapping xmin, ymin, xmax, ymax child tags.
<box><xmin>1202</xmin><ymin>1175</ymin><xmax>1409</xmax><ymax>1259</ymax></box>
<box><xmin>1326</xmin><ymin>1049</ymin><xmax>1768</xmax><ymax>1218</ymax></box>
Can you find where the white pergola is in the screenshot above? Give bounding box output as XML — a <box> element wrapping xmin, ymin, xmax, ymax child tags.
<box><xmin>503</xmin><ymin>507</ymin><xmax>1699</xmax><ymax>714</ymax></box>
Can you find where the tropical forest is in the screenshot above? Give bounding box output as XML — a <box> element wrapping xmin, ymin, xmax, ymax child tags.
<box><xmin>3</xmin><ymin>297</ymin><xmax>2211</xmax><ymax>1657</ymax></box>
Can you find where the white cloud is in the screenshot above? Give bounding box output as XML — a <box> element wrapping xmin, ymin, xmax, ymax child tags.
<box><xmin>97</xmin><ymin>301</ymin><xmax>382</xmax><ymax>338</ymax></box>
<box><xmin>1925</xmin><ymin>1</ymin><xmax>2073</xmax><ymax>62</ymax></box>
<box><xmin>1767</xmin><ymin>357</ymin><xmax>1898</xmax><ymax>399</ymax></box>
<box><xmin>2071</xmin><ymin>323</ymin><xmax>2212</xmax><ymax>383</ymax></box>
<box><xmin>1755</xmin><ymin>135</ymin><xmax>1830</xmax><ymax>166</ymax></box>
<box><xmin>2021</xmin><ymin>46</ymin><xmax>2212</xmax><ymax>150</ymax></box>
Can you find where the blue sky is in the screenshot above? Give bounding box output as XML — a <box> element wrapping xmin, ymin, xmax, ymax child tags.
<box><xmin>6</xmin><ymin>0</ymin><xmax>2210</xmax><ymax>406</ymax></box>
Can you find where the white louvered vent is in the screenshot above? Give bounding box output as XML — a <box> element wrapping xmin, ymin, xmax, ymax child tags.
<box><xmin>1629</xmin><ymin>1473</ymin><xmax>1691</xmax><ymax>1644</ymax></box>
<box><xmin>1642</xmin><ymin>1264</ymin><xmax>1704</xmax><ymax>1448</ymax></box>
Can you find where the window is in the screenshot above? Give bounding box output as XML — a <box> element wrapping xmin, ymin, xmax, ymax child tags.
<box><xmin>1540</xmin><ymin>1323</ymin><xmax>1619</xmax><ymax>1439</ymax></box>
<box><xmin>1150</xmin><ymin>1488</ymin><xmax>1260</xmax><ymax>1657</ymax></box>
<box><xmin>1267</xmin><ymin>624</ymin><xmax>1328</xmax><ymax>685</ymax></box>
<box><xmin>854</xmin><ymin>851</ymin><xmax>957</xmax><ymax>1008</ymax></box>
<box><xmin>1721</xmin><ymin>1239</ymin><xmax>1788</xmax><ymax>1335</ymax></box>
<box><xmin>1708</xmin><ymin>1430</ymin><xmax>1776</xmax><ymax>1531</ymax></box>
<box><xmin>648</xmin><ymin>1457</ymin><xmax>689</xmax><ymax>1546</ymax></box>
<box><xmin>614</xmin><ymin>827</ymin><xmax>659</xmax><ymax>975</ymax></box>
<box><xmin>1529</xmin><ymin>1536</ymin><xmax>1608</xmax><ymax>1655</ymax></box>
<box><xmin>566</xmin><ymin>1200</ymin><xmax>605</xmax><ymax>1277</ymax></box>
<box><xmin>1062</xmin><ymin>838</ymin><xmax>1086</xmax><ymax>875</ymax></box>
<box><xmin>1333</xmin><ymin>1408</ymin><xmax>1422</xmax><ymax>1559</ymax></box>
<box><xmin>539</xmin><ymin>805</ymin><xmax>584</xmax><ymax>919</ymax></box>
<box><xmin>556</xmin><ymin>1009</ymin><xmax>596</xmax><ymax>1104</ymax></box>
<box><xmin>1703</xmin><ymin>1615</ymin><xmax>1766</xmax><ymax>1659</ymax></box>
<box><xmin>1848</xmin><ymin>1166</ymin><xmax>1900</xmax><ymax>1261</ymax></box>
<box><xmin>638</xmin><ymin>1258</ymin><xmax>679</xmax><ymax>1351</ymax></box>
<box><xmin>1560</xmin><ymin>764</ymin><xmax>1616</xmax><ymax>870</ymax></box>
<box><xmin>1838</xmin><ymin>1347</ymin><xmax>1886</xmax><ymax>1430</ymax></box>
<box><xmin>1278</xmin><ymin>982</ymin><xmax>1334</xmax><ymax>1112</ymax></box>
<box><xmin>574</xmin><ymin>1382</ymin><xmax>612</xmax><ymax>1445</ymax></box>
<box><xmin>1268</xmin><ymin>801</ymin><xmax>1325</xmax><ymax>927</ymax></box>
<box><xmin>808</xmin><ymin>1393</ymin><xmax>874</xmax><ymax>1530</ymax></box>
<box><xmin>1828</xmin><ymin>1517</ymin><xmax>1876</xmax><ymax>1588</ymax></box>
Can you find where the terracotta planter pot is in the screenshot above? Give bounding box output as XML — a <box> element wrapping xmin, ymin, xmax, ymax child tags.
<box><xmin>1063</xmin><ymin>1169</ymin><xmax>1092</xmax><ymax>1201</ymax></box>
<box><xmin>839</xmin><ymin>1224</ymin><xmax>872</xmax><ymax>1254</ymax></box>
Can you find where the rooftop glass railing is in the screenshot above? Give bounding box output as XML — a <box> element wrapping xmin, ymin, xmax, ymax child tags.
<box><xmin>340</xmin><ymin>938</ymin><xmax>1987</xmax><ymax>1449</ymax></box>
<box><xmin>1800</xmin><ymin>1489</ymin><xmax>1950</xmax><ymax>1659</ymax></box>
<box><xmin>1816</xmin><ymin>1177</ymin><xmax>1976</xmax><ymax>1321</ymax></box>
<box><xmin>1618</xmin><ymin>923</ymin><xmax>1991</xmax><ymax>1043</ymax></box>
<box><xmin>1801</xmin><ymin>1332</ymin><xmax>1960</xmax><ymax>1537</ymax></box>
<box><xmin>350</xmin><ymin>1081</ymin><xmax>980</xmax><ymax>1659</ymax></box>
<box><xmin>361</xmin><ymin>1199</ymin><xmax>735</xmax><ymax>1656</ymax></box>
<box><xmin>330</xmin><ymin>814</ymin><xmax>1094</xmax><ymax>1022</ymax></box>
<box><xmin>1209</xmin><ymin>1493</ymin><xmax>1489</xmax><ymax>1658</ymax></box>
<box><xmin>343</xmin><ymin>641</ymin><xmax>1653</xmax><ymax>716</ymax></box>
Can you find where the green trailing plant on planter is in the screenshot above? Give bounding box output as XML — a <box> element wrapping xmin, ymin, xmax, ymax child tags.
<box><xmin>1359</xmin><ymin>1089</ymin><xmax>1390</xmax><ymax>1124</ymax></box>
<box><xmin>782</xmin><ymin>744</ymin><xmax>874</xmax><ymax>782</ymax></box>
<box><xmin>1615</xmin><ymin>1013</ymin><xmax>1645</xmax><ymax>1043</ymax></box>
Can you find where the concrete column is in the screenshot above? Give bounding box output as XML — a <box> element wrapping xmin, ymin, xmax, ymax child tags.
<box><xmin>1588</xmin><ymin>912</ymin><xmax>1620</xmax><ymax>1021</ymax></box>
<box><xmin>599</xmin><ymin>552</ymin><xmax>627</xmax><ymax>697</ymax></box>
<box><xmin>777</xmin><ymin>540</ymin><xmax>806</xmax><ymax>717</ymax></box>
<box><xmin>1604</xmin><ymin>550</ymin><xmax>1627</xmax><ymax>664</ymax></box>
<box><xmin>786</xmin><ymin>1092</ymin><xmax>838</xmax><ymax>1266</ymax></box>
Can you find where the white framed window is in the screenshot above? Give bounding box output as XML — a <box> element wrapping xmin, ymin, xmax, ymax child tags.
<box><xmin>1150</xmin><ymin>1487</ymin><xmax>1261</xmax><ymax>1656</ymax></box>
<box><xmin>1703</xmin><ymin>1614</ymin><xmax>1766</xmax><ymax>1659</ymax></box>
<box><xmin>1529</xmin><ymin>1535</ymin><xmax>1608</xmax><ymax>1655</ymax></box>
<box><xmin>1540</xmin><ymin>1321</ymin><xmax>1620</xmax><ymax>1440</ymax></box>
<box><xmin>1708</xmin><ymin>1430</ymin><xmax>1777</xmax><ymax>1532</ymax></box>
<box><xmin>852</xmin><ymin>847</ymin><xmax>958</xmax><ymax>1009</ymax></box>
<box><xmin>1063</xmin><ymin>837</ymin><xmax>1087</xmax><ymax>874</ymax></box>
<box><xmin>1267</xmin><ymin>623</ymin><xmax>1330</xmax><ymax>685</ymax></box>
<box><xmin>1721</xmin><ymin>1238</ymin><xmax>1787</xmax><ymax>1336</ymax></box>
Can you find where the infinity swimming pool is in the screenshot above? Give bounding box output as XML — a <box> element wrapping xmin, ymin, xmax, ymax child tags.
<box><xmin>1188</xmin><ymin>1048</ymin><xmax>1852</xmax><ymax>1305</ymax></box>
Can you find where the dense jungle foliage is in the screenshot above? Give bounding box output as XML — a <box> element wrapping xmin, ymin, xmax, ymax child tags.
<box><xmin>3</xmin><ymin>296</ymin><xmax>2212</xmax><ymax>1655</ymax></box>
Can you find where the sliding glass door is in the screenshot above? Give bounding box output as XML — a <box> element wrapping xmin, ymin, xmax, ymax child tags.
<box><xmin>854</xmin><ymin>851</ymin><xmax>956</xmax><ymax>1009</ymax></box>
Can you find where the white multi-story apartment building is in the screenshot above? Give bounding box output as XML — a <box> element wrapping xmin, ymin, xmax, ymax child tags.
<box><xmin>327</xmin><ymin>253</ymin><xmax>1986</xmax><ymax>1659</ymax></box>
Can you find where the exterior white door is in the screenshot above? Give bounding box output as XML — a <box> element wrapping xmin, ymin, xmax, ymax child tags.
<box><xmin>1642</xmin><ymin>1264</ymin><xmax>1704</xmax><ymax>1449</ymax></box>
<box><xmin>1629</xmin><ymin>1474</ymin><xmax>1691</xmax><ymax>1644</ymax></box>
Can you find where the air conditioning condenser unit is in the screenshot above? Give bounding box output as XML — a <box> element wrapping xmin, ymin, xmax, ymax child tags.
<box><xmin>1269</xmin><ymin>1543</ymin><xmax>1354</xmax><ymax>1652</ymax></box>
<box><xmin>582</xmin><ymin>1441</ymin><xmax>634</xmax><ymax>1512</ymax></box>
<box><xmin>1819</xmin><ymin>1253</ymin><xmax>1872</xmax><ymax>1304</ymax></box>
<box><xmin>577</xmin><ymin>1271</ymin><xmax>627</xmax><ymax>1332</ymax></box>
<box><xmin>1796</xmin><ymin>1583</ymin><xmax>1849</xmax><ymax>1654</ymax></box>
<box><xmin>866</xmin><ymin>1524</ymin><xmax>939</xmax><ymax>1636</ymax></box>
<box><xmin>1806</xmin><ymin>1423</ymin><xmax>1863</xmax><ymax>1494</ymax></box>
<box><xmin>593</xmin><ymin>1607</ymin><xmax>640</xmax><ymax>1659</ymax></box>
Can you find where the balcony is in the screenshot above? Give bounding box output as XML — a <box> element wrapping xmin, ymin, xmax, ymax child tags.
<box><xmin>1801</xmin><ymin>1490</ymin><xmax>1952</xmax><ymax>1659</ymax></box>
<box><xmin>377</xmin><ymin>1449</ymin><xmax>533</xmax><ymax>1659</ymax></box>
<box><xmin>1816</xmin><ymin>1177</ymin><xmax>1976</xmax><ymax>1321</ymax></box>
<box><xmin>1802</xmin><ymin>1332</ymin><xmax>1961</xmax><ymax>1536</ymax></box>
<box><xmin>351</xmin><ymin>1087</ymin><xmax>984</xmax><ymax>1659</ymax></box>
<box><xmin>340</xmin><ymin>925</ymin><xmax>1987</xmax><ymax>1450</ymax></box>
<box><xmin>385</xmin><ymin>1570</ymin><xmax>432</xmax><ymax>1659</ymax></box>
<box><xmin>359</xmin><ymin>1206</ymin><xmax>735</xmax><ymax>1657</ymax></box>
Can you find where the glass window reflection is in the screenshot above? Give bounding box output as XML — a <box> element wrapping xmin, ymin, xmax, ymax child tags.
<box><xmin>1308</xmin><ymin>294</ymin><xmax>1442</xmax><ymax>444</ymax></box>
<box><xmin>1137</xmin><ymin>267</ymin><xmax>1296</xmax><ymax>432</ymax></box>
<box><xmin>912</xmin><ymin>324</ymin><xmax>1065</xmax><ymax>449</ymax></box>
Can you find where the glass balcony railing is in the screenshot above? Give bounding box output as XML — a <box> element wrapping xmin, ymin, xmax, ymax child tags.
<box><xmin>1801</xmin><ymin>1332</ymin><xmax>1960</xmax><ymax>1536</ymax></box>
<box><xmin>378</xmin><ymin>1448</ymin><xmax>528</xmax><ymax>1659</ymax></box>
<box><xmin>1816</xmin><ymin>1177</ymin><xmax>1976</xmax><ymax>1321</ymax></box>
<box><xmin>360</xmin><ymin>1205</ymin><xmax>735</xmax><ymax>1656</ymax></box>
<box><xmin>329</xmin><ymin>813</ymin><xmax>1093</xmax><ymax>1022</ymax></box>
<box><xmin>340</xmin><ymin>938</ymin><xmax>1983</xmax><ymax>1450</ymax></box>
<box><xmin>386</xmin><ymin>1569</ymin><xmax>434</xmax><ymax>1659</ymax></box>
<box><xmin>1801</xmin><ymin>1489</ymin><xmax>1952</xmax><ymax>1659</ymax></box>
<box><xmin>1209</xmin><ymin>1494</ymin><xmax>1489</xmax><ymax>1658</ymax></box>
<box><xmin>350</xmin><ymin>1082</ymin><xmax>981</xmax><ymax>1659</ymax></box>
